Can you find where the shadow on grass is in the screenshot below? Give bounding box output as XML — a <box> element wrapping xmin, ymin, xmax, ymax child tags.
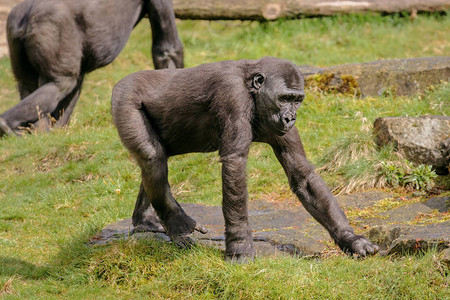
<box><xmin>48</xmin><ymin>224</ymin><xmax>192</xmax><ymax>285</ymax></box>
<box><xmin>0</xmin><ymin>257</ymin><xmax>51</xmax><ymax>279</ymax></box>
<box><xmin>1</xmin><ymin>226</ymin><xmax>103</xmax><ymax>282</ymax></box>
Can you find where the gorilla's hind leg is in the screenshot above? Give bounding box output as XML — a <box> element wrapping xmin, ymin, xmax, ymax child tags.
<box><xmin>138</xmin><ymin>141</ymin><xmax>206</xmax><ymax>248</ymax></box>
<box><xmin>131</xmin><ymin>183</ymin><xmax>165</xmax><ymax>234</ymax></box>
<box><xmin>112</xmin><ymin>99</ymin><xmax>206</xmax><ymax>247</ymax></box>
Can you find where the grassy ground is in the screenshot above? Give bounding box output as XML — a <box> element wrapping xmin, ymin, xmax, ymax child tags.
<box><xmin>0</xmin><ymin>13</ymin><xmax>449</xmax><ymax>298</ymax></box>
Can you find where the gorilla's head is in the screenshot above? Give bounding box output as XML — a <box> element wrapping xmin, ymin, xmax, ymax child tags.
<box><xmin>249</xmin><ymin>57</ymin><xmax>305</xmax><ymax>136</ymax></box>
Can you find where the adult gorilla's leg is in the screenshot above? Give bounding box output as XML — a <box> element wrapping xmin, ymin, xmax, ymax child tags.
<box><xmin>131</xmin><ymin>182</ymin><xmax>165</xmax><ymax>233</ymax></box>
<box><xmin>146</xmin><ymin>0</ymin><xmax>184</xmax><ymax>69</ymax></box>
<box><xmin>0</xmin><ymin>77</ymin><xmax>77</xmax><ymax>136</ymax></box>
<box><xmin>53</xmin><ymin>76</ymin><xmax>84</xmax><ymax>128</ymax></box>
<box><xmin>0</xmin><ymin>77</ymin><xmax>78</xmax><ymax>132</ymax></box>
<box><xmin>0</xmin><ymin>6</ymin><xmax>82</xmax><ymax>135</ymax></box>
<box><xmin>270</xmin><ymin>128</ymin><xmax>378</xmax><ymax>256</ymax></box>
<box><xmin>29</xmin><ymin>75</ymin><xmax>84</xmax><ymax>131</ymax></box>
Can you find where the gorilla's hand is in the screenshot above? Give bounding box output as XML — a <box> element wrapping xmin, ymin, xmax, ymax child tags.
<box><xmin>336</xmin><ymin>231</ymin><xmax>379</xmax><ymax>256</ymax></box>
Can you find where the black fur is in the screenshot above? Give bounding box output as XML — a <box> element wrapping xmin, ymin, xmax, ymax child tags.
<box><xmin>0</xmin><ymin>0</ymin><xmax>183</xmax><ymax>136</ymax></box>
<box><xmin>111</xmin><ymin>57</ymin><xmax>379</xmax><ymax>261</ymax></box>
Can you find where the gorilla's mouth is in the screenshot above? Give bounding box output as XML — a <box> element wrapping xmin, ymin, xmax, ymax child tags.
<box><xmin>273</xmin><ymin>123</ymin><xmax>292</xmax><ymax>135</ymax></box>
<box><xmin>270</xmin><ymin>115</ymin><xmax>295</xmax><ymax>136</ymax></box>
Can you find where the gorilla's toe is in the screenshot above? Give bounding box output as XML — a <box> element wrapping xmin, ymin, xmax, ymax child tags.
<box><xmin>171</xmin><ymin>235</ymin><xmax>196</xmax><ymax>249</ymax></box>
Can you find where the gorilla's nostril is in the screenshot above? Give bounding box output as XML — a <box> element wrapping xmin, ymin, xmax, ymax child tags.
<box><xmin>283</xmin><ymin>115</ymin><xmax>295</xmax><ymax>127</ymax></box>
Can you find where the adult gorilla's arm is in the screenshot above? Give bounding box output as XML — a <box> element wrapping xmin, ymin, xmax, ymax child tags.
<box><xmin>145</xmin><ymin>0</ymin><xmax>184</xmax><ymax>69</ymax></box>
<box><xmin>269</xmin><ymin>127</ymin><xmax>378</xmax><ymax>256</ymax></box>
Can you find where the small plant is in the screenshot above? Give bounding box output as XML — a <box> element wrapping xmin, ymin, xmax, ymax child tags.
<box><xmin>318</xmin><ymin>129</ymin><xmax>439</xmax><ymax>194</ymax></box>
<box><xmin>403</xmin><ymin>164</ymin><xmax>438</xmax><ymax>190</ymax></box>
<box><xmin>379</xmin><ymin>161</ymin><xmax>404</xmax><ymax>188</ymax></box>
<box><xmin>379</xmin><ymin>86</ymin><xmax>397</xmax><ymax>97</ymax></box>
<box><xmin>380</xmin><ymin>161</ymin><xmax>437</xmax><ymax>190</ymax></box>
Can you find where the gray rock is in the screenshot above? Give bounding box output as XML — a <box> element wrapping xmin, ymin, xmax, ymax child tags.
<box><xmin>373</xmin><ymin>115</ymin><xmax>450</xmax><ymax>172</ymax></box>
<box><xmin>337</xmin><ymin>191</ymin><xmax>393</xmax><ymax>209</ymax></box>
<box><xmin>189</xmin><ymin>199</ymin><xmax>330</xmax><ymax>256</ymax></box>
<box><xmin>89</xmin><ymin>218</ymin><xmax>170</xmax><ymax>245</ymax></box>
<box><xmin>368</xmin><ymin>225</ymin><xmax>410</xmax><ymax>250</ymax></box>
<box><xmin>380</xmin><ymin>203</ymin><xmax>433</xmax><ymax>223</ymax></box>
<box><xmin>424</xmin><ymin>196</ymin><xmax>450</xmax><ymax>213</ymax></box>
<box><xmin>387</xmin><ymin>222</ymin><xmax>450</xmax><ymax>255</ymax></box>
<box><xmin>299</xmin><ymin>65</ymin><xmax>325</xmax><ymax>77</ymax></box>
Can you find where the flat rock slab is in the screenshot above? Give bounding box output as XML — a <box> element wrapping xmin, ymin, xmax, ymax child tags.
<box><xmin>90</xmin><ymin>190</ymin><xmax>450</xmax><ymax>258</ymax></box>
<box><xmin>91</xmin><ymin>199</ymin><xmax>331</xmax><ymax>257</ymax></box>
<box><xmin>380</xmin><ymin>203</ymin><xmax>434</xmax><ymax>223</ymax></box>
<box><xmin>337</xmin><ymin>190</ymin><xmax>393</xmax><ymax>209</ymax></box>
<box><xmin>301</xmin><ymin>56</ymin><xmax>450</xmax><ymax>97</ymax></box>
<box><xmin>366</xmin><ymin>195</ymin><xmax>450</xmax><ymax>251</ymax></box>
<box><xmin>425</xmin><ymin>195</ymin><xmax>450</xmax><ymax>213</ymax></box>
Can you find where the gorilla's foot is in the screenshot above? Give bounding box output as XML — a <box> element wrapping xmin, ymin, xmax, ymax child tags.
<box><xmin>163</xmin><ymin>210</ymin><xmax>207</xmax><ymax>249</ymax></box>
<box><xmin>132</xmin><ymin>209</ymin><xmax>165</xmax><ymax>234</ymax></box>
<box><xmin>171</xmin><ymin>234</ymin><xmax>196</xmax><ymax>248</ymax></box>
<box><xmin>226</xmin><ymin>251</ymin><xmax>255</xmax><ymax>264</ymax></box>
<box><xmin>225</xmin><ymin>231</ymin><xmax>255</xmax><ymax>263</ymax></box>
<box><xmin>335</xmin><ymin>231</ymin><xmax>379</xmax><ymax>256</ymax></box>
<box><xmin>132</xmin><ymin>221</ymin><xmax>165</xmax><ymax>234</ymax></box>
<box><xmin>0</xmin><ymin>117</ymin><xmax>16</xmax><ymax>137</ymax></box>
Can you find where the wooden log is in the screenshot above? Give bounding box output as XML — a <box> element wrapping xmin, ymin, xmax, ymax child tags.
<box><xmin>173</xmin><ymin>0</ymin><xmax>450</xmax><ymax>21</ymax></box>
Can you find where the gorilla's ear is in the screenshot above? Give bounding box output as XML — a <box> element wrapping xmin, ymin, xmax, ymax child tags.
<box><xmin>252</xmin><ymin>73</ymin><xmax>266</xmax><ymax>90</ymax></box>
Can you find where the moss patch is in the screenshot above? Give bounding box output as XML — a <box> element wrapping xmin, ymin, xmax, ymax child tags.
<box><xmin>305</xmin><ymin>73</ymin><xmax>361</xmax><ymax>96</ymax></box>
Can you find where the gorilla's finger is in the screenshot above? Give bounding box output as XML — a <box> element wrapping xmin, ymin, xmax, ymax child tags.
<box><xmin>195</xmin><ymin>223</ymin><xmax>208</xmax><ymax>234</ymax></box>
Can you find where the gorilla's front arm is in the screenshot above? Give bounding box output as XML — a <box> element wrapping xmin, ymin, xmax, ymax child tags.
<box><xmin>269</xmin><ymin>128</ymin><xmax>378</xmax><ymax>256</ymax></box>
<box><xmin>218</xmin><ymin>113</ymin><xmax>255</xmax><ymax>260</ymax></box>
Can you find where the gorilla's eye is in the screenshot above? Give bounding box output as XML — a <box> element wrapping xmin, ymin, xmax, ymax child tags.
<box><xmin>280</xmin><ymin>92</ymin><xmax>304</xmax><ymax>103</ymax></box>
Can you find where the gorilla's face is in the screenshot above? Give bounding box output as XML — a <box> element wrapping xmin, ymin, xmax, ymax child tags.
<box><xmin>251</xmin><ymin>60</ymin><xmax>305</xmax><ymax>135</ymax></box>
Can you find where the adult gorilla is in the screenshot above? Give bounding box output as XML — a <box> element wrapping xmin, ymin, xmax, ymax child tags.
<box><xmin>111</xmin><ymin>57</ymin><xmax>379</xmax><ymax>262</ymax></box>
<box><xmin>0</xmin><ymin>0</ymin><xmax>183</xmax><ymax>136</ymax></box>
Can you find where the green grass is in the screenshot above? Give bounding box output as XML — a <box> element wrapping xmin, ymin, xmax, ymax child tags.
<box><xmin>0</xmin><ymin>13</ymin><xmax>449</xmax><ymax>298</ymax></box>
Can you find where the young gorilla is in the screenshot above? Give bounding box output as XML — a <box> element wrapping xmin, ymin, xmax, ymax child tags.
<box><xmin>111</xmin><ymin>57</ymin><xmax>379</xmax><ymax>261</ymax></box>
<box><xmin>0</xmin><ymin>0</ymin><xmax>183</xmax><ymax>137</ymax></box>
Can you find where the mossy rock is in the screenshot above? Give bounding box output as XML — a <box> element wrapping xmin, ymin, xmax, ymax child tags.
<box><xmin>301</xmin><ymin>57</ymin><xmax>450</xmax><ymax>97</ymax></box>
<box><xmin>305</xmin><ymin>73</ymin><xmax>361</xmax><ymax>96</ymax></box>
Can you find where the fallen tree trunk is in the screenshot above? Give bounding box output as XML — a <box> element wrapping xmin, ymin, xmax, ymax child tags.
<box><xmin>173</xmin><ymin>0</ymin><xmax>450</xmax><ymax>21</ymax></box>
